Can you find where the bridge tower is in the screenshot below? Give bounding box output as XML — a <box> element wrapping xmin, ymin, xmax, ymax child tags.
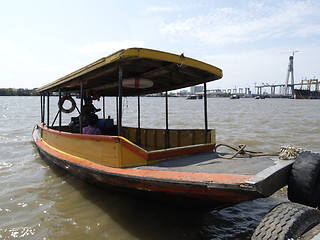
<box><xmin>284</xmin><ymin>51</ymin><xmax>298</xmax><ymax>95</ymax></box>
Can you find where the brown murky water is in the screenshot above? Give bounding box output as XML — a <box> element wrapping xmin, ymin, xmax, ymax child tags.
<box><xmin>1</xmin><ymin>96</ymin><xmax>319</xmax><ymax>239</ymax></box>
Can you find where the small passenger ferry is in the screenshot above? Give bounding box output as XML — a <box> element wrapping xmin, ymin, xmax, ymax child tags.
<box><xmin>32</xmin><ymin>48</ymin><xmax>319</xmax><ymax>212</ymax></box>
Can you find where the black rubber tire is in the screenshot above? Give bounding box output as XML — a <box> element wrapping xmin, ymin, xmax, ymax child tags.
<box><xmin>252</xmin><ymin>202</ymin><xmax>320</xmax><ymax>240</ymax></box>
<box><xmin>288</xmin><ymin>152</ymin><xmax>320</xmax><ymax>208</ymax></box>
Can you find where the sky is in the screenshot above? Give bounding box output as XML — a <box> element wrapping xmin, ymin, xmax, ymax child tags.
<box><xmin>1</xmin><ymin>0</ymin><xmax>320</xmax><ymax>92</ymax></box>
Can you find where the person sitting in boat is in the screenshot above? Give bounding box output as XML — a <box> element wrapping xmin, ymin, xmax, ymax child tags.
<box><xmin>83</xmin><ymin>96</ymin><xmax>101</xmax><ymax>125</ymax></box>
<box><xmin>84</xmin><ymin>96</ymin><xmax>101</xmax><ymax>114</ymax></box>
<box><xmin>82</xmin><ymin>113</ymin><xmax>102</xmax><ymax>135</ymax></box>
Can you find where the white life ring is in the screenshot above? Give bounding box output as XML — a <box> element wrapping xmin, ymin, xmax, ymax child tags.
<box><xmin>122</xmin><ymin>78</ymin><xmax>153</xmax><ymax>89</ymax></box>
<box><xmin>58</xmin><ymin>95</ymin><xmax>76</xmax><ymax>114</ymax></box>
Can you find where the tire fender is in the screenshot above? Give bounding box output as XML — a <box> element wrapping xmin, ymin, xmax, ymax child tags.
<box><xmin>288</xmin><ymin>152</ymin><xmax>320</xmax><ymax>208</ymax></box>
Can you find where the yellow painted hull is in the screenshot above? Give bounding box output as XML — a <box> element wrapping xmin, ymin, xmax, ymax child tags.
<box><xmin>37</xmin><ymin>124</ymin><xmax>216</xmax><ymax>168</ymax></box>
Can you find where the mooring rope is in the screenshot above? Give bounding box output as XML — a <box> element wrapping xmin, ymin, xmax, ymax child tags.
<box><xmin>279</xmin><ymin>146</ymin><xmax>306</xmax><ymax>160</ymax></box>
<box><xmin>214</xmin><ymin>144</ymin><xmax>279</xmax><ymax>159</ymax></box>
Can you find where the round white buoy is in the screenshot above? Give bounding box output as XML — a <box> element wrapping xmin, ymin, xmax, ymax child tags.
<box><xmin>122</xmin><ymin>78</ymin><xmax>153</xmax><ymax>89</ymax></box>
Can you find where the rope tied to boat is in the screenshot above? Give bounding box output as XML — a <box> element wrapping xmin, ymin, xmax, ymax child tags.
<box><xmin>214</xmin><ymin>144</ymin><xmax>279</xmax><ymax>159</ymax></box>
<box><xmin>215</xmin><ymin>144</ymin><xmax>308</xmax><ymax>160</ymax></box>
<box><xmin>279</xmin><ymin>145</ymin><xmax>306</xmax><ymax>160</ymax></box>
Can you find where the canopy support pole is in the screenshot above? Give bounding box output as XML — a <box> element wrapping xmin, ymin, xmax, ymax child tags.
<box><xmin>58</xmin><ymin>89</ymin><xmax>62</xmax><ymax>131</ymax></box>
<box><xmin>103</xmin><ymin>96</ymin><xmax>105</xmax><ymax>119</ymax></box>
<box><xmin>42</xmin><ymin>93</ymin><xmax>45</xmax><ymax>124</ymax></box>
<box><xmin>204</xmin><ymin>81</ymin><xmax>208</xmax><ymax>143</ymax></box>
<box><xmin>118</xmin><ymin>66</ymin><xmax>123</xmax><ymax>136</ymax></box>
<box><xmin>137</xmin><ymin>94</ymin><xmax>141</xmax><ymax>145</ymax></box>
<box><xmin>47</xmin><ymin>92</ymin><xmax>50</xmax><ymax>126</ymax></box>
<box><xmin>40</xmin><ymin>94</ymin><xmax>43</xmax><ymax>123</ymax></box>
<box><xmin>116</xmin><ymin>96</ymin><xmax>118</xmax><ymax>125</ymax></box>
<box><xmin>80</xmin><ymin>80</ymin><xmax>84</xmax><ymax>134</ymax></box>
<box><xmin>165</xmin><ymin>91</ymin><xmax>169</xmax><ymax>148</ymax></box>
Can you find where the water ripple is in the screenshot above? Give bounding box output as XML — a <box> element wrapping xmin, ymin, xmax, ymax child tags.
<box><xmin>0</xmin><ymin>162</ymin><xmax>13</xmax><ymax>170</ymax></box>
<box><xmin>0</xmin><ymin>96</ymin><xmax>320</xmax><ymax>239</ymax></box>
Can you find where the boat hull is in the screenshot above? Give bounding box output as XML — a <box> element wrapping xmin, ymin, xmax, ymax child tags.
<box><xmin>33</xmin><ymin>126</ymin><xmax>293</xmax><ymax>209</ymax></box>
<box><xmin>294</xmin><ymin>89</ymin><xmax>320</xmax><ymax>99</ymax></box>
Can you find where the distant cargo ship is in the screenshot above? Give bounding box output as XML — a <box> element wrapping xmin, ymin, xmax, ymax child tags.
<box><xmin>294</xmin><ymin>78</ymin><xmax>320</xmax><ymax>99</ymax></box>
<box><xmin>294</xmin><ymin>89</ymin><xmax>320</xmax><ymax>99</ymax></box>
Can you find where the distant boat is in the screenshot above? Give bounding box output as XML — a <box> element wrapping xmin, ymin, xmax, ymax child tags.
<box><xmin>254</xmin><ymin>95</ymin><xmax>267</xmax><ymax>99</ymax></box>
<box><xmin>294</xmin><ymin>89</ymin><xmax>320</xmax><ymax>99</ymax></box>
<box><xmin>186</xmin><ymin>94</ymin><xmax>202</xmax><ymax>100</ymax></box>
<box><xmin>230</xmin><ymin>94</ymin><xmax>239</xmax><ymax>99</ymax></box>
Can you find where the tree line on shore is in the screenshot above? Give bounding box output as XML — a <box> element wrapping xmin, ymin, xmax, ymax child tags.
<box><xmin>0</xmin><ymin>88</ymin><xmax>39</xmax><ymax>96</ymax></box>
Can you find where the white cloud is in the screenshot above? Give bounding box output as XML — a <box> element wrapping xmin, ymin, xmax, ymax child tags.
<box><xmin>294</xmin><ymin>24</ymin><xmax>320</xmax><ymax>37</ymax></box>
<box><xmin>205</xmin><ymin>48</ymin><xmax>286</xmax><ymax>84</ymax></box>
<box><xmin>78</xmin><ymin>40</ymin><xmax>145</xmax><ymax>55</ymax></box>
<box><xmin>160</xmin><ymin>1</ymin><xmax>320</xmax><ymax>45</ymax></box>
<box><xmin>145</xmin><ymin>6</ymin><xmax>179</xmax><ymax>13</ymax></box>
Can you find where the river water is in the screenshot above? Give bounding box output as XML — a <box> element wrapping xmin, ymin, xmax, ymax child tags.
<box><xmin>0</xmin><ymin>96</ymin><xmax>319</xmax><ymax>240</ymax></box>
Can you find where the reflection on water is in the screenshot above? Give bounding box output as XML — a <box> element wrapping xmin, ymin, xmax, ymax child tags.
<box><xmin>0</xmin><ymin>96</ymin><xmax>319</xmax><ymax>239</ymax></box>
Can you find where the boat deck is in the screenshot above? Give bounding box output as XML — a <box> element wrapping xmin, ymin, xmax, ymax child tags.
<box><xmin>135</xmin><ymin>152</ymin><xmax>278</xmax><ymax>175</ymax></box>
<box><xmin>135</xmin><ymin>152</ymin><xmax>294</xmax><ymax>198</ymax></box>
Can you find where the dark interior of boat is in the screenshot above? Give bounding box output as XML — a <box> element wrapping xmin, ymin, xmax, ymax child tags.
<box><xmin>51</xmin><ymin>117</ymin><xmax>213</xmax><ymax>152</ymax></box>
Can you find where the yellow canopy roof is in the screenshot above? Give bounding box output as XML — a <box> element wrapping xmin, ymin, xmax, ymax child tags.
<box><xmin>37</xmin><ymin>48</ymin><xmax>223</xmax><ymax>96</ymax></box>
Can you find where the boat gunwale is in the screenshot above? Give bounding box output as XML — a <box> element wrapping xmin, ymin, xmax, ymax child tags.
<box><xmin>40</xmin><ymin>124</ymin><xmax>120</xmax><ymax>142</ymax></box>
<box><xmin>38</xmin><ymin>124</ymin><xmax>217</xmax><ymax>162</ymax></box>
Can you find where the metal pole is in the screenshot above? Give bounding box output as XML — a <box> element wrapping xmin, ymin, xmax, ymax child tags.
<box><xmin>51</xmin><ymin>110</ymin><xmax>60</xmax><ymax>127</ymax></box>
<box><xmin>137</xmin><ymin>94</ymin><xmax>141</xmax><ymax>145</ymax></box>
<box><xmin>40</xmin><ymin>94</ymin><xmax>43</xmax><ymax>123</ymax></box>
<box><xmin>116</xmin><ymin>96</ymin><xmax>118</xmax><ymax>125</ymax></box>
<box><xmin>165</xmin><ymin>91</ymin><xmax>169</xmax><ymax>148</ymax></box>
<box><xmin>42</xmin><ymin>93</ymin><xmax>45</xmax><ymax>124</ymax></box>
<box><xmin>118</xmin><ymin>66</ymin><xmax>123</xmax><ymax>136</ymax></box>
<box><xmin>47</xmin><ymin>92</ymin><xmax>50</xmax><ymax>126</ymax></box>
<box><xmin>80</xmin><ymin>80</ymin><xmax>84</xmax><ymax>134</ymax></box>
<box><xmin>103</xmin><ymin>96</ymin><xmax>105</xmax><ymax>119</ymax></box>
<box><xmin>204</xmin><ymin>81</ymin><xmax>208</xmax><ymax>143</ymax></box>
<box><xmin>58</xmin><ymin>89</ymin><xmax>61</xmax><ymax>131</ymax></box>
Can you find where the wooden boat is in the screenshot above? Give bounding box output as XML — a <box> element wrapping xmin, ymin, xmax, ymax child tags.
<box><xmin>33</xmin><ymin>48</ymin><xmax>295</xmax><ymax>209</ymax></box>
